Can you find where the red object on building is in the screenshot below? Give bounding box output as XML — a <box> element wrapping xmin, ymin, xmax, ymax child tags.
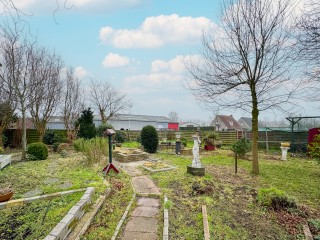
<box><xmin>168</xmin><ymin>122</ymin><xmax>179</xmax><ymax>131</ymax></box>
<box><xmin>308</xmin><ymin>128</ymin><xmax>320</xmax><ymax>143</ymax></box>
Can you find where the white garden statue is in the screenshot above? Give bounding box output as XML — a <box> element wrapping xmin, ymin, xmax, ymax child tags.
<box><xmin>192</xmin><ymin>134</ymin><xmax>201</xmax><ymax>168</ymax></box>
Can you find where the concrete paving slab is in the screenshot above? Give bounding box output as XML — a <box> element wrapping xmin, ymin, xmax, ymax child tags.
<box><xmin>132</xmin><ymin>176</ymin><xmax>161</xmax><ymax>195</ymax></box>
<box><xmin>121</xmin><ymin>231</ymin><xmax>158</xmax><ymax>240</ymax></box>
<box><xmin>124</xmin><ymin>216</ymin><xmax>158</xmax><ymax>233</ymax></box>
<box><xmin>131</xmin><ymin>206</ymin><xmax>159</xmax><ymax>217</ymax></box>
<box><xmin>137</xmin><ymin>197</ymin><xmax>160</xmax><ymax>207</ymax></box>
<box><xmin>121</xmin><ymin>166</ymin><xmax>142</xmax><ymax>177</ymax></box>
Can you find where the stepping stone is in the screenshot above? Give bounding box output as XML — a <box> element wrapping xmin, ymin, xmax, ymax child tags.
<box><xmin>121</xmin><ymin>231</ymin><xmax>158</xmax><ymax>240</ymax></box>
<box><xmin>43</xmin><ymin>178</ymin><xmax>59</xmax><ymax>184</ymax></box>
<box><xmin>137</xmin><ymin>197</ymin><xmax>160</xmax><ymax>207</ymax></box>
<box><xmin>122</xmin><ymin>166</ymin><xmax>142</xmax><ymax>177</ymax></box>
<box><xmin>124</xmin><ymin>216</ymin><xmax>158</xmax><ymax>233</ymax></box>
<box><xmin>59</xmin><ymin>181</ymin><xmax>73</xmax><ymax>189</ymax></box>
<box><xmin>131</xmin><ymin>206</ymin><xmax>159</xmax><ymax>217</ymax></box>
<box><xmin>22</xmin><ymin>189</ymin><xmax>43</xmax><ymax>198</ymax></box>
<box><xmin>131</xmin><ymin>176</ymin><xmax>160</xmax><ymax>195</ymax></box>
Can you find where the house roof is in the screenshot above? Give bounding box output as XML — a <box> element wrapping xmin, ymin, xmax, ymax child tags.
<box><xmin>214</xmin><ymin>115</ymin><xmax>242</xmax><ymax>130</ymax></box>
<box><xmin>239</xmin><ymin>117</ymin><xmax>252</xmax><ymax>127</ymax></box>
<box><xmin>95</xmin><ymin>114</ymin><xmax>173</xmax><ymax>123</ymax></box>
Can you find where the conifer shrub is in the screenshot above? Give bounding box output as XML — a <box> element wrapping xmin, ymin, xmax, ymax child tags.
<box><xmin>115</xmin><ymin>130</ymin><xmax>127</xmax><ymax>143</ymax></box>
<box><xmin>27</xmin><ymin>142</ymin><xmax>48</xmax><ymax>160</ymax></box>
<box><xmin>141</xmin><ymin>125</ymin><xmax>158</xmax><ymax>153</ymax></box>
<box><xmin>231</xmin><ymin>138</ymin><xmax>251</xmax><ymax>158</ymax></box>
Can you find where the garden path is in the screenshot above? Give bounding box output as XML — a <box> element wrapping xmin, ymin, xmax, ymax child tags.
<box><xmin>118</xmin><ymin>161</ymin><xmax>161</xmax><ymax>240</ymax></box>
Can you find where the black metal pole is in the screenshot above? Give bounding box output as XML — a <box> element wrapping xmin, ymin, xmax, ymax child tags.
<box><xmin>235</xmin><ymin>153</ymin><xmax>238</xmax><ymax>174</ymax></box>
<box><xmin>108</xmin><ymin>135</ymin><xmax>112</xmax><ymax>164</ymax></box>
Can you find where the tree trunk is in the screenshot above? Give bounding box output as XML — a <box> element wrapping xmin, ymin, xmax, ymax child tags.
<box><xmin>100</xmin><ymin>109</ymin><xmax>106</xmax><ymax>124</ymax></box>
<box><xmin>0</xmin><ymin>128</ymin><xmax>4</xmax><ymax>148</ymax></box>
<box><xmin>251</xmin><ymin>104</ymin><xmax>260</xmax><ymax>175</ymax></box>
<box><xmin>21</xmin><ymin>109</ymin><xmax>27</xmax><ymax>160</ymax></box>
<box><xmin>38</xmin><ymin>125</ymin><xmax>45</xmax><ymax>143</ymax></box>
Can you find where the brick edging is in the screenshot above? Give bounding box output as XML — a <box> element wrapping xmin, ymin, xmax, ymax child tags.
<box><xmin>111</xmin><ymin>192</ymin><xmax>136</xmax><ymax>240</ymax></box>
<box><xmin>163</xmin><ymin>195</ymin><xmax>169</xmax><ymax>240</ymax></box>
<box><xmin>43</xmin><ymin>187</ymin><xmax>95</xmax><ymax>240</ymax></box>
<box><xmin>0</xmin><ymin>188</ymin><xmax>87</xmax><ymax>210</ymax></box>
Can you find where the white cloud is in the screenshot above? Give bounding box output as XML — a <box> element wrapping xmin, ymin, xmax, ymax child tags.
<box><xmin>74</xmin><ymin>66</ymin><xmax>89</xmax><ymax>80</ymax></box>
<box><xmin>99</xmin><ymin>14</ymin><xmax>217</xmax><ymax>48</ymax></box>
<box><xmin>4</xmin><ymin>0</ymin><xmax>144</xmax><ymax>14</ymax></box>
<box><xmin>102</xmin><ymin>53</ymin><xmax>130</xmax><ymax>68</ymax></box>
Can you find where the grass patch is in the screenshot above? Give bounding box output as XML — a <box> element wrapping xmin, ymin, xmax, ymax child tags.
<box><xmin>0</xmin><ymin>192</ymin><xmax>83</xmax><ymax>239</ymax></box>
<box><xmin>82</xmin><ymin>172</ymin><xmax>134</xmax><ymax>239</ymax></box>
<box><xmin>121</xmin><ymin>141</ymin><xmax>140</xmax><ymax>148</ymax></box>
<box><xmin>147</xmin><ymin>149</ymin><xmax>320</xmax><ymax>239</ymax></box>
<box><xmin>0</xmin><ymin>152</ymin><xmax>106</xmax><ymax>199</ymax></box>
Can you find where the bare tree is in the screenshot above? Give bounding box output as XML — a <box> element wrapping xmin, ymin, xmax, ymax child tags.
<box><xmin>296</xmin><ymin>0</ymin><xmax>320</xmax><ymax>79</ymax></box>
<box><xmin>186</xmin><ymin>0</ymin><xmax>302</xmax><ymax>174</ymax></box>
<box><xmin>168</xmin><ymin>111</ymin><xmax>179</xmax><ymax>122</ymax></box>
<box><xmin>0</xmin><ymin>80</ymin><xmax>16</xmax><ymax>147</ymax></box>
<box><xmin>89</xmin><ymin>80</ymin><xmax>131</xmax><ymax>124</ymax></box>
<box><xmin>29</xmin><ymin>48</ymin><xmax>64</xmax><ymax>142</ymax></box>
<box><xmin>0</xmin><ymin>19</ymin><xmax>39</xmax><ymax>160</ymax></box>
<box><xmin>62</xmin><ymin>67</ymin><xmax>83</xmax><ymax>142</ymax></box>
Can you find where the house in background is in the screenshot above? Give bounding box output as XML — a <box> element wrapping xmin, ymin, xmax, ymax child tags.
<box><xmin>211</xmin><ymin>115</ymin><xmax>242</xmax><ymax>131</ymax></box>
<box><xmin>238</xmin><ymin>117</ymin><xmax>265</xmax><ymax>130</ymax></box>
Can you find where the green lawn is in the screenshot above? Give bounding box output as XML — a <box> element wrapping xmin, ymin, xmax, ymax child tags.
<box><xmin>147</xmin><ymin>149</ymin><xmax>320</xmax><ymax>239</ymax></box>
<box><xmin>0</xmin><ymin>151</ymin><xmax>107</xmax><ymax>239</ymax></box>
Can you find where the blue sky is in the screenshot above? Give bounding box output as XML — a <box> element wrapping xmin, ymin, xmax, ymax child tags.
<box><xmin>1</xmin><ymin>0</ymin><xmax>317</xmax><ymax>123</ymax></box>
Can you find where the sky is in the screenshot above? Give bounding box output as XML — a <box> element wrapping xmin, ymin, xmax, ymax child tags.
<box><xmin>0</xmin><ymin>0</ymin><xmax>318</xmax><ymax>124</ymax></box>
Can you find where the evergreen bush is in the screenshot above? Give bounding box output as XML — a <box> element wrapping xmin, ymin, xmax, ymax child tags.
<box><xmin>75</xmin><ymin>108</ymin><xmax>96</xmax><ymax>139</ymax></box>
<box><xmin>27</xmin><ymin>142</ymin><xmax>48</xmax><ymax>160</ymax></box>
<box><xmin>96</xmin><ymin>123</ymin><xmax>114</xmax><ymax>137</ymax></box>
<box><xmin>231</xmin><ymin>138</ymin><xmax>251</xmax><ymax>158</ymax></box>
<box><xmin>115</xmin><ymin>130</ymin><xmax>127</xmax><ymax>143</ymax></box>
<box><xmin>141</xmin><ymin>125</ymin><xmax>158</xmax><ymax>153</ymax></box>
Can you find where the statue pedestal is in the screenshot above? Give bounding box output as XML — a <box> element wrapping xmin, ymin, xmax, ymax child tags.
<box><xmin>187</xmin><ymin>165</ymin><xmax>205</xmax><ymax>176</ymax></box>
<box><xmin>280</xmin><ymin>147</ymin><xmax>290</xmax><ymax>160</ymax></box>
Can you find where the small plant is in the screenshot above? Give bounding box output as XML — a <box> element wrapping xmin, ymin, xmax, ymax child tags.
<box><xmin>43</xmin><ymin>130</ymin><xmax>66</xmax><ymax>145</ymax></box>
<box><xmin>231</xmin><ymin>138</ymin><xmax>251</xmax><ymax>158</ymax></box>
<box><xmin>96</xmin><ymin>123</ymin><xmax>114</xmax><ymax>137</ymax></box>
<box><xmin>140</xmin><ymin>125</ymin><xmax>159</xmax><ymax>153</ymax></box>
<box><xmin>166</xmin><ymin>131</ymin><xmax>175</xmax><ymax>141</ymax></box>
<box><xmin>136</xmin><ymin>134</ymin><xmax>141</xmax><ymax>143</ymax></box>
<box><xmin>308</xmin><ymin>134</ymin><xmax>320</xmax><ymax>164</ymax></box>
<box><xmin>164</xmin><ymin>200</ymin><xmax>173</xmax><ymax>209</ymax></box>
<box><xmin>203</xmin><ymin>131</ymin><xmax>220</xmax><ymax>146</ymax></box>
<box><xmin>180</xmin><ymin>137</ymin><xmax>188</xmax><ymax>147</ymax></box>
<box><xmin>115</xmin><ymin>130</ymin><xmax>127</xmax><ymax>143</ymax></box>
<box><xmin>73</xmin><ymin>137</ymin><xmax>108</xmax><ymax>165</ymax></box>
<box><xmin>27</xmin><ymin>142</ymin><xmax>48</xmax><ymax>160</ymax></box>
<box><xmin>0</xmin><ymin>186</ymin><xmax>12</xmax><ymax>195</ymax></box>
<box><xmin>257</xmin><ymin>187</ymin><xmax>296</xmax><ymax>210</ymax></box>
<box><xmin>0</xmin><ymin>146</ymin><xmax>4</xmax><ymax>154</ymax></box>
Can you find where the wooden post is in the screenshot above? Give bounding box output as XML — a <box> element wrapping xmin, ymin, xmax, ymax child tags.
<box><xmin>235</xmin><ymin>153</ymin><xmax>238</xmax><ymax>174</ymax></box>
<box><xmin>202</xmin><ymin>205</ymin><xmax>210</xmax><ymax>240</ymax></box>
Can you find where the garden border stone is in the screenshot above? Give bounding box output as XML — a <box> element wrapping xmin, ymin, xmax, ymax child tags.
<box><xmin>43</xmin><ymin>187</ymin><xmax>95</xmax><ymax>240</ymax></box>
<box><xmin>0</xmin><ymin>154</ymin><xmax>12</xmax><ymax>170</ymax></box>
<box><xmin>0</xmin><ymin>188</ymin><xmax>86</xmax><ymax>210</ymax></box>
<box><xmin>163</xmin><ymin>195</ymin><xmax>169</xmax><ymax>240</ymax></box>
